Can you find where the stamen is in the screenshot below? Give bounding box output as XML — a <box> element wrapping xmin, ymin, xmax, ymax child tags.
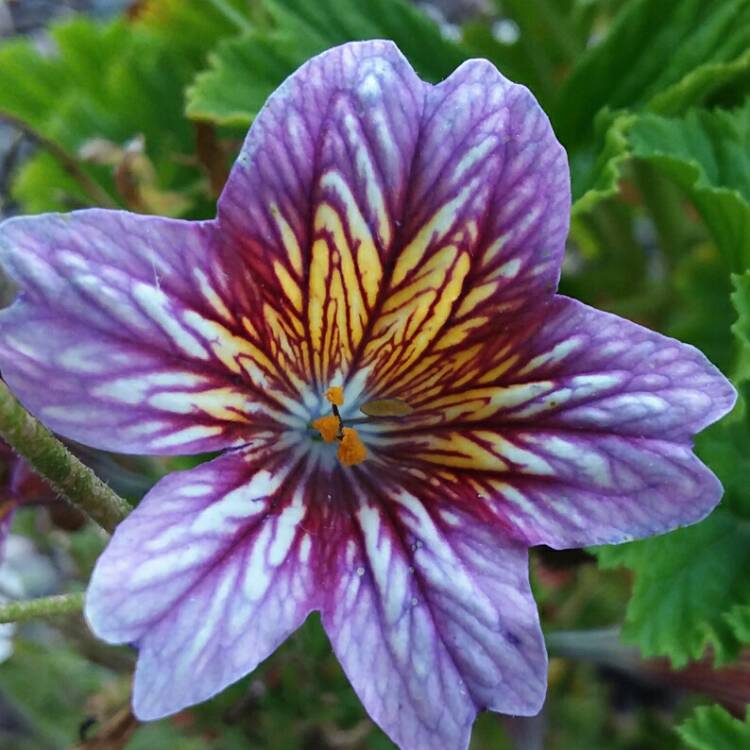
<box><xmin>312</xmin><ymin>415</ymin><xmax>340</xmax><ymax>443</ymax></box>
<box><xmin>325</xmin><ymin>386</ymin><xmax>345</xmax><ymax>406</ymax></box>
<box><xmin>312</xmin><ymin>385</ymin><xmax>368</xmax><ymax>465</ymax></box>
<box><xmin>337</xmin><ymin>427</ymin><xmax>367</xmax><ymax>466</ymax></box>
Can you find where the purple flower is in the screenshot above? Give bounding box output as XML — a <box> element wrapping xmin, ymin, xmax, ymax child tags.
<box><xmin>0</xmin><ymin>42</ymin><xmax>735</xmax><ymax>750</ymax></box>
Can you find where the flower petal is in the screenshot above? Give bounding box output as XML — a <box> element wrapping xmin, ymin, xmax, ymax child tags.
<box><xmin>358</xmin><ymin>59</ymin><xmax>569</xmax><ymax>391</ymax></box>
<box><xmin>321</xmin><ymin>475</ymin><xmax>545</xmax><ymax>750</ymax></box>
<box><xmin>218</xmin><ymin>41</ymin><xmax>568</xmax><ymax>389</ymax></box>
<box><xmin>369</xmin><ymin>296</ymin><xmax>735</xmax><ymax>548</ymax></box>
<box><xmin>218</xmin><ymin>41</ymin><xmax>426</xmax><ymax>387</ymax></box>
<box><xmin>0</xmin><ymin>211</ymin><xmax>295</xmax><ymax>454</ymax></box>
<box><xmin>85</xmin><ymin>439</ymin><xmax>317</xmax><ymax>719</ymax></box>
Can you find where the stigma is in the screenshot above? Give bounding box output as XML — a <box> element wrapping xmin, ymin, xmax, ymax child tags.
<box><xmin>312</xmin><ymin>386</ymin><xmax>367</xmax><ymax>466</ymax></box>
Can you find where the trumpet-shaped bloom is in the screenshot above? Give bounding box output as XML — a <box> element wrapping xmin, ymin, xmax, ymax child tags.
<box><xmin>0</xmin><ymin>41</ymin><xmax>735</xmax><ymax>750</ymax></box>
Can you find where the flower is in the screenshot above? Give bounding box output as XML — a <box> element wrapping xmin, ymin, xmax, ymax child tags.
<box><xmin>0</xmin><ymin>41</ymin><xmax>736</xmax><ymax>750</ymax></box>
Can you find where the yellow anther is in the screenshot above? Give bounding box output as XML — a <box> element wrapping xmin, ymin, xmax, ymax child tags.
<box><xmin>325</xmin><ymin>386</ymin><xmax>345</xmax><ymax>406</ymax></box>
<box><xmin>337</xmin><ymin>427</ymin><xmax>367</xmax><ymax>466</ymax></box>
<box><xmin>313</xmin><ymin>415</ymin><xmax>340</xmax><ymax>443</ymax></box>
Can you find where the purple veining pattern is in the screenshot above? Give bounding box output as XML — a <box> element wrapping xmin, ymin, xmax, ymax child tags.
<box><xmin>0</xmin><ymin>41</ymin><xmax>736</xmax><ymax>750</ymax></box>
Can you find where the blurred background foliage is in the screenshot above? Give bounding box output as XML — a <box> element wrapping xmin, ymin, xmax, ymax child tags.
<box><xmin>1</xmin><ymin>0</ymin><xmax>750</xmax><ymax>748</ymax></box>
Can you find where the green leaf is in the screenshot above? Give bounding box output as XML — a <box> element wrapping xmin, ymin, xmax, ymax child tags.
<box><xmin>0</xmin><ymin>638</ymin><xmax>112</xmax><ymax>748</ymax></box>
<box><xmin>593</xmin><ymin>269</ymin><xmax>750</xmax><ymax>666</ymax></box>
<box><xmin>186</xmin><ymin>0</ymin><xmax>469</xmax><ymax>126</ymax></box>
<box><xmin>186</xmin><ymin>29</ymin><xmax>322</xmax><ymax>126</ymax></box>
<box><xmin>137</xmin><ymin>0</ymin><xmax>250</xmax><ymax>58</ymax></box>
<box><xmin>730</xmin><ymin>270</ymin><xmax>750</xmax><ymax>384</ymax></box>
<box><xmin>0</xmin><ymin>39</ymin><xmax>69</xmax><ymax>130</ymax></box>
<box><xmin>0</xmin><ymin>12</ymin><xmax>239</xmax><ymax>216</ymax></box>
<box><xmin>570</xmin><ymin>111</ymin><xmax>634</xmax><ymax>213</ymax></box>
<box><xmin>269</xmin><ymin>0</ymin><xmax>468</xmax><ymax>79</ymax></box>
<box><xmin>628</xmin><ymin>100</ymin><xmax>750</xmax><ymax>272</ymax></box>
<box><xmin>678</xmin><ymin>706</ymin><xmax>750</xmax><ymax>750</ymax></box>
<box><xmin>463</xmin><ymin>0</ymin><xmax>584</xmax><ymax>111</ymax></box>
<box><xmin>10</xmin><ymin>152</ymin><xmax>90</xmax><ymax>214</ymax></box>
<box><xmin>555</xmin><ymin>0</ymin><xmax>750</xmax><ymax>148</ymax></box>
<box><xmin>593</xmin><ymin>511</ymin><xmax>750</xmax><ymax>666</ymax></box>
<box><xmin>687</xmin><ymin>270</ymin><xmax>750</xmax><ymax>515</ymax></box>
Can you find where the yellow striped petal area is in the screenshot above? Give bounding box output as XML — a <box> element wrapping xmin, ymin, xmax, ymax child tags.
<box><xmin>218</xmin><ymin>45</ymin><xmax>569</xmax><ymax>398</ymax></box>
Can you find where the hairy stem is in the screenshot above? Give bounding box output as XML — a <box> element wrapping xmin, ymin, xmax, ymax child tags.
<box><xmin>0</xmin><ymin>592</ymin><xmax>84</xmax><ymax>624</ymax></box>
<box><xmin>0</xmin><ymin>110</ymin><xmax>117</xmax><ymax>209</ymax></box>
<box><xmin>0</xmin><ymin>381</ymin><xmax>130</xmax><ymax>533</ymax></box>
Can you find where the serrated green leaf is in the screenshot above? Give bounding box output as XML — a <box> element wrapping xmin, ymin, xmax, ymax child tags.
<box><xmin>269</xmin><ymin>0</ymin><xmax>467</xmax><ymax>79</ymax></box>
<box><xmin>690</xmin><ymin>271</ymin><xmax>750</xmax><ymax>520</ymax></box>
<box><xmin>651</xmin><ymin>47</ymin><xmax>750</xmax><ymax>116</ymax></box>
<box><xmin>570</xmin><ymin>111</ymin><xmax>634</xmax><ymax>213</ymax></box>
<box><xmin>137</xmin><ymin>0</ymin><xmax>249</xmax><ymax>59</ymax></box>
<box><xmin>629</xmin><ymin>100</ymin><xmax>750</xmax><ymax>272</ymax></box>
<box><xmin>694</xmin><ymin>412</ymin><xmax>750</xmax><ymax>523</ymax></box>
<box><xmin>186</xmin><ymin>29</ymin><xmax>322</xmax><ymax>126</ymax></box>
<box><xmin>186</xmin><ymin>0</ymin><xmax>469</xmax><ymax>126</ymax></box>
<box><xmin>592</xmin><ymin>267</ymin><xmax>750</xmax><ymax>666</ymax></box>
<box><xmin>678</xmin><ymin>705</ymin><xmax>750</xmax><ymax>750</ymax></box>
<box><xmin>0</xmin><ymin>11</ymin><xmax>239</xmax><ymax>216</ymax></box>
<box><xmin>555</xmin><ymin>0</ymin><xmax>750</xmax><ymax>148</ymax></box>
<box><xmin>594</xmin><ymin>511</ymin><xmax>750</xmax><ymax>667</ymax></box>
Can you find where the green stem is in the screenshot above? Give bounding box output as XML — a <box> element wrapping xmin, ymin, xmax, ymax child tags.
<box><xmin>0</xmin><ymin>110</ymin><xmax>117</xmax><ymax>209</ymax></box>
<box><xmin>0</xmin><ymin>592</ymin><xmax>84</xmax><ymax>624</ymax></box>
<box><xmin>0</xmin><ymin>381</ymin><xmax>130</xmax><ymax>533</ymax></box>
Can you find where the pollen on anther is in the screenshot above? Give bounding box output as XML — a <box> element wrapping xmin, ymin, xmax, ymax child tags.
<box><xmin>313</xmin><ymin>415</ymin><xmax>339</xmax><ymax>443</ymax></box>
<box><xmin>338</xmin><ymin>427</ymin><xmax>367</xmax><ymax>466</ymax></box>
<box><xmin>325</xmin><ymin>386</ymin><xmax>344</xmax><ymax>406</ymax></box>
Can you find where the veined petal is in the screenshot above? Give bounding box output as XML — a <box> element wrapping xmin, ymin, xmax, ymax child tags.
<box><xmin>85</xmin><ymin>438</ymin><xmax>317</xmax><ymax>719</ymax></box>
<box><xmin>219</xmin><ymin>41</ymin><xmax>425</xmax><ymax>387</ymax></box>
<box><xmin>359</xmin><ymin>60</ymin><xmax>569</xmax><ymax>391</ymax></box>
<box><xmin>321</xmin><ymin>473</ymin><xmax>545</xmax><ymax>750</ymax></box>
<box><xmin>0</xmin><ymin>211</ymin><xmax>297</xmax><ymax>454</ymax></box>
<box><xmin>371</xmin><ymin>297</ymin><xmax>735</xmax><ymax>548</ymax></box>
<box><xmin>394</xmin><ymin>296</ymin><xmax>736</xmax><ymax>438</ymax></box>
<box><xmin>218</xmin><ymin>42</ymin><xmax>568</xmax><ymax>390</ymax></box>
<box><xmin>381</xmin><ymin>430</ymin><xmax>722</xmax><ymax>548</ymax></box>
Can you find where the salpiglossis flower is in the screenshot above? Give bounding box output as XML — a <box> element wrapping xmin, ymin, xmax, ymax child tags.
<box><xmin>0</xmin><ymin>42</ymin><xmax>736</xmax><ymax>750</ymax></box>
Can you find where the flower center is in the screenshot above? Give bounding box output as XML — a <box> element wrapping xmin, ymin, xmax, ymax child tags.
<box><xmin>312</xmin><ymin>387</ymin><xmax>368</xmax><ymax>467</ymax></box>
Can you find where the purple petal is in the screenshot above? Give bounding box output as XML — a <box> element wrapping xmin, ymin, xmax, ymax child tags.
<box><xmin>0</xmin><ymin>211</ymin><xmax>295</xmax><ymax>454</ymax></box>
<box><xmin>372</xmin><ymin>296</ymin><xmax>735</xmax><ymax>548</ymax></box>
<box><xmin>218</xmin><ymin>42</ymin><xmax>568</xmax><ymax>387</ymax></box>
<box><xmin>85</xmin><ymin>440</ymin><xmax>317</xmax><ymax>719</ymax></box>
<box><xmin>218</xmin><ymin>41</ymin><xmax>425</xmax><ymax>386</ymax></box>
<box><xmin>357</xmin><ymin>58</ymin><xmax>569</xmax><ymax>389</ymax></box>
<box><xmin>321</xmin><ymin>479</ymin><xmax>545</xmax><ymax>750</ymax></box>
<box><xmin>501</xmin><ymin>296</ymin><xmax>736</xmax><ymax>440</ymax></box>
